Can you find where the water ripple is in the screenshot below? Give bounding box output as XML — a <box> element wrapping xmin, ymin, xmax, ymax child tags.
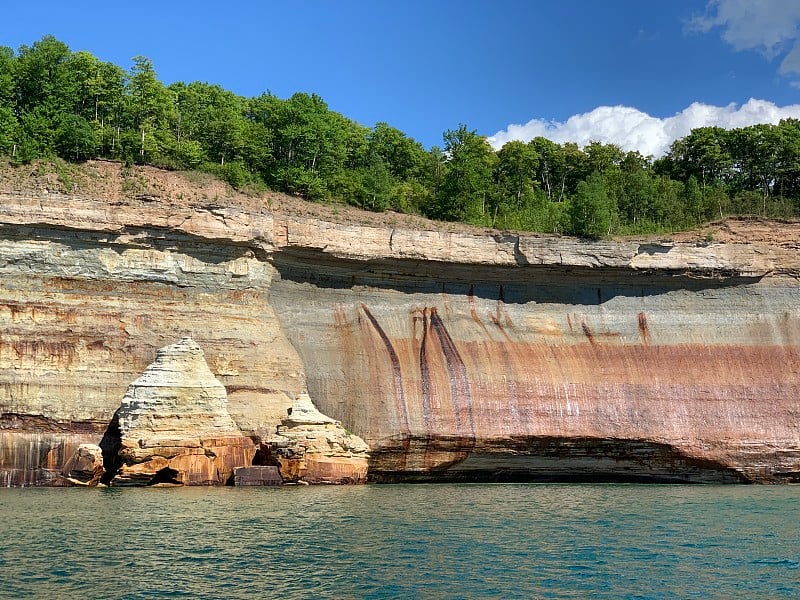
<box><xmin>0</xmin><ymin>485</ymin><xmax>799</xmax><ymax>598</ymax></box>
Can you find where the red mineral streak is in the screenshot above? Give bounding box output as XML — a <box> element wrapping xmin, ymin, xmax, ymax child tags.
<box><xmin>2</xmin><ymin>188</ymin><xmax>800</xmax><ymax>484</ymax></box>
<box><xmin>360</xmin><ymin>303</ymin><xmax>409</xmax><ymax>435</ymax></box>
<box><xmin>307</xmin><ymin>300</ymin><xmax>800</xmax><ymax>483</ymax></box>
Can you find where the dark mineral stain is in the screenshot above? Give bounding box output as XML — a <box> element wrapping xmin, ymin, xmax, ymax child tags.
<box><xmin>638</xmin><ymin>312</ymin><xmax>650</xmax><ymax>344</ymax></box>
<box><xmin>429</xmin><ymin>308</ymin><xmax>475</xmax><ymax>439</ymax></box>
<box><xmin>581</xmin><ymin>321</ymin><xmax>596</xmax><ymax>346</ymax></box>
<box><xmin>467</xmin><ymin>284</ymin><xmax>484</xmax><ymax>327</ymax></box>
<box><xmin>360</xmin><ymin>304</ymin><xmax>410</xmax><ymax>435</ymax></box>
<box><xmin>418</xmin><ymin>309</ymin><xmax>433</xmax><ymax>431</ymax></box>
<box><xmin>487</xmin><ymin>309</ymin><xmax>513</xmax><ymax>342</ymax></box>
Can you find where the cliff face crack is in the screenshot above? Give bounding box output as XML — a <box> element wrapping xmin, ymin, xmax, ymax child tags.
<box><xmin>98</xmin><ymin>410</ymin><xmax>122</xmax><ymax>486</ymax></box>
<box><xmin>513</xmin><ymin>236</ymin><xmax>530</xmax><ymax>266</ymax></box>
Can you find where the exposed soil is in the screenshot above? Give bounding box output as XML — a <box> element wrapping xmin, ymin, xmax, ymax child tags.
<box><xmin>0</xmin><ymin>158</ymin><xmax>492</xmax><ymax>234</ymax></box>
<box><xmin>667</xmin><ymin>216</ymin><xmax>800</xmax><ymax>246</ymax></box>
<box><xmin>1</xmin><ymin>157</ymin><xmax>798</xmax><ymax>244</ymax></box>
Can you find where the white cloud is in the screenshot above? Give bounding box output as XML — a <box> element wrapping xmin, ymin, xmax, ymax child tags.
<box><xmin>780</xmin><ymin>44</ymin><xmax>800</xmax><ymax>75</ymax></box>
<box><xmin>488</xmin><ymin>99</ymin><xmax>800</xmax><ymax>157</ymax></box>
<box><xmin>689</xmin><ymin>0</ymin><xmax>800</xmax><ymax>73</ymax></box>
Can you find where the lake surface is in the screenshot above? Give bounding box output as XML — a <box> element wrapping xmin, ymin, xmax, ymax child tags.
<box><xmin>0</xmin><ymin>484</ymin><xmax>798</xmax><ymax>599</ymax></box>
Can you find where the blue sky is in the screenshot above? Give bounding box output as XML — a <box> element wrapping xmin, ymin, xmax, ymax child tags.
<box><xmin>2</xmin><ymin>1</ymin><xmax>799</xmax><ymax>155</ymax></box>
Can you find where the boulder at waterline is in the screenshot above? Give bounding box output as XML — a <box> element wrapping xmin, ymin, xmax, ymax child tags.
<box><xmin>60</xmin><ymin>443</ymin><xmax>104</xmax><ymax>486</ymax></box>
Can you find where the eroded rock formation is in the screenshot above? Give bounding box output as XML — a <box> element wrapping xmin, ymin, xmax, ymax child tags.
<box><xmin>100</xmin><ymin>337</ymin><xmax>255</xmax><ymax>485</ymax></box>
<box><xmin>1</xmin><ymin>180</ymin><xmax>799</xmax><ymax>484</ymax></box>
<box><xmin>260</xmin><ymin>392</ymin><xmax>370</xmax><ymax>484</ymax></box>
<box><xmin>61</xmin><ymin>443</ymin><xmax>104</xmax><ymax>486</ymax></box>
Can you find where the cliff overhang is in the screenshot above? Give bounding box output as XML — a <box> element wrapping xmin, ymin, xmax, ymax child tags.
<box><xmin>1</xmin><ymin>189</ymin><xmax>799</xmax><ymax>485</ymax></box>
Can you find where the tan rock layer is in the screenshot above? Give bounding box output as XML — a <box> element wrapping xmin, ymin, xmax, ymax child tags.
<box><xmin>1</xmin><ymin>191</ymin><xmax>800</xmax><ymax>483</ymax></box>
<box><xmin>3</xmin><ymin>192</ymin><xmax>795</xmax><ymax>275</ymax></box>
<box><xmin>105</xmin><ymin>338</ymin><xmax>256</xmax><ymax>486</ymax></box>
<box><xmin>262</xmin><ymin>392</ymin><xmax>370</xmax><ymax>484</ymax></box>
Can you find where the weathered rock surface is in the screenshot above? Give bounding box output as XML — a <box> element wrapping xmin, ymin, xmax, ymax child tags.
<box><xmin>0</xmin><ymin>191</ymin><xmax>304</xmax><ymax>486</ymax></box>
<box><xmin>233</xmin><ymin>465</ymin><xmax>282</xmax><ymax>486</ymax></box>
<box><xmin>0</xmin><ymin>430</ymin><xmax>98</xmax><ymax>486</ymax></box>
<box><xmin>268</xmin><ymin>221</ymin><xmax>800</xmax><ymax>483</ymax></box>
<box><xmin>61</xmin><ymin>443</ymin><xmax>104</xmax><ymax>486</ymax></box>
<box><xmin>261</xmin><ymin>392</ymin><xmax>370</xmax><ymax>484</ymax></box>
<box><xmin>1</xmin><ymin>185</ymin><xmax>799</xmax><ymax>484</ymax></box>
<box><xmin>101</xmin><ymin>338</ymin><xmax>255</xmax><ymax>485</ymax></box>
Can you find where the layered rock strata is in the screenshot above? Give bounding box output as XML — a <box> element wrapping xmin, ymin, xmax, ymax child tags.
<box><xmin>1</xmin><ymin>188</ymin><xmax>799</xmax><ymax>484</ymax></box>
<box><xmin>0</xmin><ymin>192</ymin><xmax>305</xmax><ymax>485</ymax></box>
<box><xmin>100</xmin><ymin>337</ymin><xmax>255</xmax><ymax>485</ymax></box>
<box><xmin>259</xmin><ymin>392</ymin><xmax>369</xmax><ymax>484</ymax></box>
<box><xmin>271</xmin><ymin>272</ymin><xmax>800</xmax><ymax>483</ymax></box>
<box><xmin>60</xmin><ymin>443</ymin><xmax>104</xmax><ymax>486</ymax></box>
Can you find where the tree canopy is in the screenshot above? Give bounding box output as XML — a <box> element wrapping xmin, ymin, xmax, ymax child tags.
<box><xmin>2</xmin><ymin>35</ymin><xmax>800</xmax><ymax>238</ymax></box>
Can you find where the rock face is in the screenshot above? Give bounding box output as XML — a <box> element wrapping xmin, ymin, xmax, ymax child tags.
<box><xmin>0</xmin><ymin>191</ymin><xmax>306</xmax><ymax>486</ymax></box>
<box><xmin>101</xmin><ymin>338</ymin><xmax>255</xmax><ymax>485</ymax></box>
<box><xmin>261</xmin><ymin>392</ymin><xmax>370</xmax><ymax>484</ymax></box>
<box><xmin>60</xmin><ymin>443</ymin><xmax>104</xmax><ymax>486</ymax></box>
<box><xmin>233</xmin><ymin>465</ymin><xmax>282</xmax><ymax>486</ymax></box>
<box><xmin>272</xmin><ymin>263</ymin><xmax>800</xmax><ymax>484</ymax></box>
<box><xmin>1</xmin><ymin>184</ymin><xmax>800</xmax><ymax>484</ymax></box>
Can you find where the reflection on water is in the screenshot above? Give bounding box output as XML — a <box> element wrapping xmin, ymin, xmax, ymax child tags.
<box><xmin>0</xmin><ymin>484</ymin><xmax>798</xmax><ymax>599</ymax></box>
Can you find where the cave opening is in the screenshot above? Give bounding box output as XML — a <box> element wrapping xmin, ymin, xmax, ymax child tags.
<box><xmin>148</xmin><ymin>467</ymin><xmax>181</xmax><ymax>486</ymax></box>
<box><xmin>97</xmin><ymin>410</ymin><xmax>122</xmax><ymax>486</ymax></box>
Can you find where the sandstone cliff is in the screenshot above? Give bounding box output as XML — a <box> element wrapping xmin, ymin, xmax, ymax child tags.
<box><xmin>1</xmin><ymin>164</ymin><xmax>799</xmax><ymax>484</ymax></box>
<box><xmin>100</xmin><ymin>337</ymin><xmax>255</xmax><ymax>486</ymax></box>
<box><xmin>262</xmin><ymin>392</ymin><xmax>370</xmax><ymax>484</ymax></box>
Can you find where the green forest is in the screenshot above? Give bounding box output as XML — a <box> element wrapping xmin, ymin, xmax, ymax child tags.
<box><xmin>2</xmin><ymin>36</ymin><xmax>800</xmax><ymax>237</ymax></box>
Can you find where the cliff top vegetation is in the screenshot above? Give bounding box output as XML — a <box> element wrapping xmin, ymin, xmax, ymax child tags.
<box><xmin>1</xmin><ymin>36</ymin><xmax>799</xmax><ymax>239</ymax></box>
<box><xmin>4</xmin><ymin>156</ymin><xmax>797</xmax><ymax>250</ymax></box>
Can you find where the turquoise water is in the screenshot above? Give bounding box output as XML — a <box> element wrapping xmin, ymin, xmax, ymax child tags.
<box><xmin>0</xmin><ymin>484</ymin><xmax>798</xmax><ymax>599</ymax></box>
